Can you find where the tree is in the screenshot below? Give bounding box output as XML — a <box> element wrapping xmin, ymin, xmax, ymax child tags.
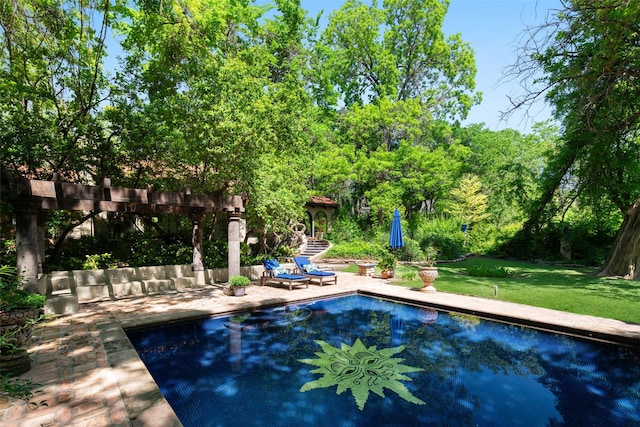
<box><xmin>443</xmin><ymin>174</ymin><xmax>489</xmax><ymax>226</ymax></box>
<box><xmin>315</xmin><ymin>0</ymin><xmax>479</xmax><ymax>120</ymax></box>
<box><xmin>0</xmin><ymin>0</ymin><xmax>113</xmax><ymax>182</ymax></box>
<box><xmin>111</xmin><ymin>0</ymin><xmax>315</xmax><ymax>242</ymax></box>
<box><xmin>455</xmin><ymin>122</ymin><xmax>557</xmax><ymax>227</ymax></box>
<box><xmin>508</xmin><ymin>0</ymin><xmax>640</xmax><ymax>277</ymax></box>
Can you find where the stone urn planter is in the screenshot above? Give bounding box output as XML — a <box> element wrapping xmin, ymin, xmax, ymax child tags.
<box><xmin>228</xmin><ymin>275</ymin><xmax>250</xmax><ymax>297</ymax></box>
<box><xmin>418</xmin><ymin>266</ymin><xmax>438</xmax><ymax>293</ymax></box>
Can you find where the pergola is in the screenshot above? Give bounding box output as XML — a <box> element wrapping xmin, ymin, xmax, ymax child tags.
<box><xmin>2</xmin><ymin>174</ymin><xmax>245</xmax><ymax>291</ymax></box>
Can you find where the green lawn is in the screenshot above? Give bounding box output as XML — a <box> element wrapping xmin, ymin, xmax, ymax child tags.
<box><xmin>341</xmin><ymin>257</ymin><xmax>640</xmax><ymax>323</ymax></box>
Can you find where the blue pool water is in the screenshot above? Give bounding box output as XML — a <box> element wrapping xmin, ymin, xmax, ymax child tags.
<box><xmin>127</xmin><ymin>295</ymin><xmax>640</xmax><ymax>426</ymax></box>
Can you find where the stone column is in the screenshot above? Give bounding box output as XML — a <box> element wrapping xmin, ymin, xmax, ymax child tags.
<box><xmin>14</xmin><ymin>201</ymin><xmax>41</xmax><ymax>293</ymax></box>
<box><xmin>227</xmin><ymin>213</ymin><xmax>241</xmax><ymax>280</ymax></box>
<box><xmin>190</xmin><ymin>211</ymin><xmax>206</xmax><ymax>286</ymax></box>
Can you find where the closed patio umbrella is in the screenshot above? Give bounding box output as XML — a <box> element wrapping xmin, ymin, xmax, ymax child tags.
<box><xmin>389</xmin><ymin>208</ymin><xmax>404</xmax><ymax>252</ymax></box>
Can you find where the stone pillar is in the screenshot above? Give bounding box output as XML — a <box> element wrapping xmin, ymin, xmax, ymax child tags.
<box><xmin>37</xmin><ymin>210</ymin><xmax>48</xmax><ymax>274</ymax></box>
<box><xmin>190</xmin><ymin>211</ymin><xmax>206</xmax><ymax>286</ymax></box>
<box><xmin>227</xmin><ymin>213</ymin><xmax>241</xmax><ymax>279</ymax></box>
<box><xmin>14</xmin><ymin>202</ymin><xmax>40</xmax><ymax>293</ymax></box>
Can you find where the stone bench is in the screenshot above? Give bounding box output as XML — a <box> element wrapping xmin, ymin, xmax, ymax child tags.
<box><xmin>40</xmin><ymin>264</ymin><xmax>261</xmax><ymax>314</ymax></box>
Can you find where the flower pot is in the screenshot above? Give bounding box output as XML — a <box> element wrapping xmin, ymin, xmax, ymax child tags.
<box><xmin>418</xmin><ymin>266</ymin><xmax>438</xmax><ymax>292</ymax></box>
<box><xmin>0</xmin><ymin>348</ymin><xmax>31</xmax><ymax>376</ymax></box>
<box><xmin>0</xmin><ymin>307</ymin><xmax>43</xmax><ymax>348</ymax></box>
<box><xmin>381</xmin><ymin>268</ymin><xmax>394</xmax><ymax>279</ymax></box>
<box><xmin>0</xmin><ymin>307</ymin><xmax>43</xmax><ymax>376</ymax></box>
<box><xmin>233</xmin><ymin>287</ymin><xmax>246</xmax><ymax>296</ymax></box>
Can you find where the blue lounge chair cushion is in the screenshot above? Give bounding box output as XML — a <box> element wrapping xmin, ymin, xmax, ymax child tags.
<box><xmin>305</xmin><ymin>270</ymin><xmax>335</xmax><ymax>277</ymax></box>
<box><xmin>274</xmin><ymin>273</ymin><xmax>307</xmax><ymax>280</ymax></box>
<box><xmin>264</xmin><ymin>259</ymin><xmax>280</xmax><ymax>270</ymax></box>
<box><xmin>294</xmin><ymin>256</ymin><xmax>335</xmax><ymax>277</ymax></box>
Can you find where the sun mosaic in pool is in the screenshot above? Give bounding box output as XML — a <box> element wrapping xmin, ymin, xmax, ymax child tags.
<box><xmin>299</xmin><ymin>338</ymin><xmax>425</xmax><ymax>410</ymax></box>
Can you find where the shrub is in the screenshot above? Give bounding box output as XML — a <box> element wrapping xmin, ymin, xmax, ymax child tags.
<box><xmin>228</xmin><ymin>275</ymin><xmax>250</xmax><ymax>287</ymax></box>
<box><xmin>0</xmin><ymin>266</ymin><xmax>46</xmax><ymax>311</ymax></box>
<box><xmin>83</xmin><ymin>253</ymin><xmax>118</xmax><ymax>270</ymax></box>
<box><xmin>378</xmin><ymin>252</ymin><xmax>397</xmax><ymax>269</ymax></box>
<box><xmin>413</xmin><ymin>216</ymin><xmax>465</xmax><ymax>261</ymax></box>
<box><xmin>398</xmin><ymin>237</ymin><xmax>423</xmax><ymax>262</ymax></box>
<box><xmin>466</xmin><ymin>222</ymin><xmax>522</xmax><ymax>255</ymax></box>
<box><xmin>466</xmin><ymin>265</ymin><xmax>513</xmax><ymax>278</ymax></box>
<box><xmin>326</xmin><ymin>215</ymin><xmax>363</xmax><ymax>243</ymax></box>
<box><xmin>325</xmin><ymin>241</ymin><xmax>388</xmax><ymax>259</ymax></box>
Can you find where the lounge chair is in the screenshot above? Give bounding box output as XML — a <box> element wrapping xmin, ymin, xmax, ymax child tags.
<box><xmin>293</xmin><ymin>256</ymin><xmax>338</xmax><ymax>286</ymax></box>
<box><xmin>261</xmin><ymin>259</ymin><xmax>309</xmax><ymax>291</ymax></box>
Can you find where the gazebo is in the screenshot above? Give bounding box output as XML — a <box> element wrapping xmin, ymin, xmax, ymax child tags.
<box><xmin>305</xmin><ymin>196</ymin><xmax>339</xmax><ymax>239</ymax></box>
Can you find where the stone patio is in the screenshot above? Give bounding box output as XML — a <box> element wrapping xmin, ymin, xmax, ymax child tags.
<box><xmin>3</xmin><ymin>270</ymin><xmax>640</xmax><ymax>426</ymax></box>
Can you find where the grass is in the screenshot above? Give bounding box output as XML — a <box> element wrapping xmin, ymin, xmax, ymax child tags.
<box><xmin>339</xmin><ymin>257</ymin><xmax>640</xmax><ymax>323</ymax></box>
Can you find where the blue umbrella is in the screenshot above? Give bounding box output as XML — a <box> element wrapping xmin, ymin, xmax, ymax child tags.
<box><xmin>389</xmin><ymin>208</ymin><xmax>404</xmax><ymax>251</ymax></box>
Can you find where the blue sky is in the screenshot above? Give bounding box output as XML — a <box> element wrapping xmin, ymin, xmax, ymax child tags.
<box><xmin>298</xmin><ymin>0</ymin><xmax>563</xmax><ymax>133</ymax></box>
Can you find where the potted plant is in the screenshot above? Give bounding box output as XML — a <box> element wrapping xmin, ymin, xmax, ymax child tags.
<box><xmin>0</xmin><ymin>265</ymin><xmax>46</xmax><ymax>376</ymax></box>
<box><xmin>228</xmin><ymin>275</ymin><xmax>250</xmax><ymax>296</ymax></box>
<box><xmin>378</xmin><ymin>252</ymin><xmax>397</xmax><ymax>279</ymax></box>
<box><xmin>418</xmin><ymin>246</ymin><xmax>439</xmax><ymax>292</ymax></box>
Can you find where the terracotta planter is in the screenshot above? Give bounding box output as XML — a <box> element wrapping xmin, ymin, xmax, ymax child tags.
<box><xmin>0</xmin><ymin>307</ymin><xmax>43</xmax><ymax>348</ymax></box>
<box><xmin>418</xmin><ymin>266</ymin><xmax>438</xmax><ymax>292</ymax></box>
<box><xmin>0</xmin><ymin>307</ymin><xmax>43</xmax><ymax>376</ymax></box>
<box><xmin>0</xmin><ymin>348</ymin><xmax>31</xmax><ymax>376</ymax></box>
<box><xmin>381</xmin><ymin>268</ymin><xmax>394</xmax><ymax>279</ymax></box>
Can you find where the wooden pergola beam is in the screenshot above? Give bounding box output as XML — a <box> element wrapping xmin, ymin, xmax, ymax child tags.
<box><xmin>5</xmin><ymin>176</ymin><xmax>245</xmax><ymax>215</ymax></box>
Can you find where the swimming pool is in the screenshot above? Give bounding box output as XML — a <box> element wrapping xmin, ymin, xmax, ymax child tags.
<box><xmin>127</xmin><ymin>295</ymin><xmax>640</xmax><ymax>426</ymax></box>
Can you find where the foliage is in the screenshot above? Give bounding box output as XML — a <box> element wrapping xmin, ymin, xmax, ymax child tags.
<box><xmin>423</xmin><ymin>246</ymin><xmax>439</xmax><ymax>267</ymax></box>
<box><xmin>378</xmin><ymin>252</ymin><xmax>397</xmax><ymax>270</ymax></box>
<box><xmin>0</xmin><ymin>0</ymin><xmax>113</xmax><ymax>181</ymax></box>
<box><xmin>502</xmin><ymin>218</ymin><xmax>616</xmax><ymax>266</ymax></box>
<box><xmin>324</xmin><ymin>241</ymin><xmax>389</xmax><ymax>260</ymax></box>
<box><xmin>228</xmin><ymin>275</ymin><xmax>250</xmax><ymax>287</ymax></box>
<box><xmin>397</xmin><ymin>237</ymin><xmax>423</xmax><ymax>262</ymax></box>
<box><xmin>316</xmin><ymin>0</ymin><xmax>479</xmax><ymax>116</ymax></box>
<box><xmin>507</xmin><ymin>0</ymin><xmax>640</xmax><ymax>275</ymax></box>
<box><xmin>454</xmin><ymin>124</ymin><xmax>556</xmax><ymax>227</ymax></box>
<box><xmin>0</xmin><ymin>266</ymin><xmax>45</xmax><ymax>311</ymax></box>
<box><xmin>0</xmin><ymin>375</ymin><xmax>48</xmax><ymax>411</ymax></box>
<box><xmin>1</xmin><ymin>0</ymin><xmax>627</xmax><ymax>271</ymax></box>
<box><xmin>413</xmin><ymin>216</ymin><xmax>465</xmax><ymax>260</ymax></box>
<box><xmin>83</xmin><ymin>254</ymin><xmax>118</xmax><ymax>270</ymax></box>
<box><xmin>466</xmin><ymin>222</ymin><xmax>522</xmax><ymax>256</ymax></box>
<box><xmin>466</xmin><ymin>265</ymin><xmax>513</xmax><ymax>278</ymax></box>
<box><xmin>442</xmin><ymin>174</ymin><xmax>489</xmax><ymax>226</ymax></box>
<box><xmin>325</xmin><ymin>214</ymin><xmax>364</xmax><ymax>243</ymax></box>
<box><xmin>400</xmin><ymin>272</ymin><xmax>416</xmax><ymax>281</ymax></box>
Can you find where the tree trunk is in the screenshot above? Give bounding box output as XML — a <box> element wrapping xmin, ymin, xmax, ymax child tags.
<box><xmin>599</xmin><ymin>198</ymin><xmax>640</xmax><ymax>279</ymax></box>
